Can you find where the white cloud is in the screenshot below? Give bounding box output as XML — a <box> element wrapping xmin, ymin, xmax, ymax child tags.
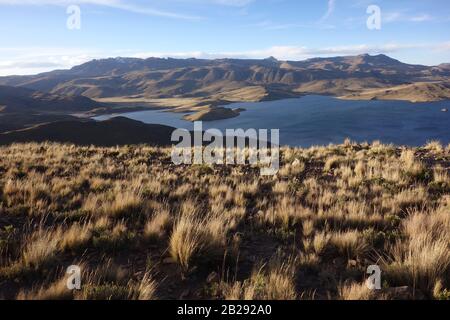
<box><xmin>0</xmin><ymin>47</ymin><xmax>103</xmax><ymax>75</ymax></box>
<box><xmin>170</xmin><ymin>0</ymin><xmax>254</xmax><ymax>6</ymax></box>
<box><xmin>433</xmin><ymin>41</ymin><xmax>450</xmax><ymax>52</ymax></box>
<box><xmin>203</xmin><ymin>43</ymin><xmax>421</xmax><ymax>60</ymax></box>
<box><xmin>319</xmin><ymin>0</ymin><xmax>336</xmax><ymax>23</ymax></box>
<box><xmin>409</xmin><ymin>14</ymin><xmax>433</xmax><ymax>22</ymax></box>
<box><xmin>0</xmin><ymin>0</ymin><xmax>202</xmax><ymax>19</ymax></box>
<box><xmin>384</xmin><ymin>11</ymin><xmax>434</xmax><ymax>23</ymax></box>
<box><xmin>210</xmin><ymin>0</ymin><xmax>254</xmax><ymax>6</ymax></box>
<box><xmin>0</xmin><ymin>0</ymin><xmax>257</xmax><ymax>18</ymax></box>
<box><xmin>249</xmin><ymin>20</ymin><xmax>312</xmax><ymax>31</ymax></box>
<box><xmin>2</xmin><ymin>42</ymin><xmax>450</xmax><ymax>76</ymax></box>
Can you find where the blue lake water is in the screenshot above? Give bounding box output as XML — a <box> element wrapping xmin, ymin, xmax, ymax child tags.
<box><xmin>94</xmin><ymin>95</ymin><xmax>450</xmax><ymax>147</ymax></box>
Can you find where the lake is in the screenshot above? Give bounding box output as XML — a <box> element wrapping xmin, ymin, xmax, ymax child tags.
<box><xmin>94</xmin><ymin>95</ymin><xmax>450</xmax><ymax>147</ymax></box>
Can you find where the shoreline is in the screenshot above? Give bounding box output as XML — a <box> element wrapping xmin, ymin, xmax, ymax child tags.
<box><xmin>86</xmin><ymin>93</ymin><xmax>450</xmax><ymax>123</ymax></box>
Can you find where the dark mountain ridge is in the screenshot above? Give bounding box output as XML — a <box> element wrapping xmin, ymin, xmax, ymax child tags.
<box><xmin>0</xmin><ymin>117</ymin><xmax>176</xmax><ymax>147</ymax></box>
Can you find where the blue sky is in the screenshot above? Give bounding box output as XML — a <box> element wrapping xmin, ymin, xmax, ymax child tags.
<box><xmin>1</xmin><ymin>0</ymin><xmax>450</xmax><ymax>75</ymax></box>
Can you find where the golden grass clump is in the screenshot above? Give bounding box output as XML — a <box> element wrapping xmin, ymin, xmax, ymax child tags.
<box><xmin>223</xmin><ymin>257</ymin><xmax>297</xmax><ymax>300</ymax></box>
<box><xmin>169</xmin><ymin>215</ymin><xmax>206</xmax><ymax>271</ymax></box>
<box><xmin>22</xmin><ymin>228</ymin><xmax>60</xmax><ymax>269</ymax></box>
<box><xmin>329</xmin><ymin>230</ymin><xmax>369</xmax><ymax>259</ymax></box>
<box><xmin>144</xmin><ymin>209</ymin><xmax>172</xmax><ymax>241</ymax></box>
<box><xmin>16</xmin><ymin>277</ymin><xmax>73</xmax><ymax>300</ymax></box>
<box><xmin>339</xmin><ymin>281</ymin><xmax>382</xmax><ymax>300</ymax></box>
<box><xmin>384</xmin><ymin>205</ymin><xmax>450</xmax><ymax>296</ymax></box>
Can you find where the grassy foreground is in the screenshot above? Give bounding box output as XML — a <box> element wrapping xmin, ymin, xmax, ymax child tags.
<box><xmin>0</xmin><ymin>141</ymin><xmax>449</xmax><ymax>300</ymax></box>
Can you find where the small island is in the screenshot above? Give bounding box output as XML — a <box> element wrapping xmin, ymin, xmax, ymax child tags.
<box><xmin>183</xmin><ymin>107</ymin><xmax>245</xmax><ymax>122</ymax></box>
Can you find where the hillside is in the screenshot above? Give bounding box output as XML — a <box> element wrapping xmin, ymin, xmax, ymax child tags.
<box><xmin>0</xmin><ymin>117</ymin><xmax>176</xmax><ymax>146</ymax></box>
<box><xmin>0</xmin><ymin>141</ymin><xmax>448</xmax><ymax>300</ymax></box>
<box><xmin>0</xmin><ymin>85</ymin><xmax>155</xmax><ymax>133</ymax></box>
<box><xmin>0</xmin><ymin>85</ymin><xmax>108</xmax><ymax>133</ymax></box>
<box><xmin>293</xmin><ymin>78</ymin><xmax>393</xmax><ymax>96</ymax></box>
<box><xmin>340</xmin><ymin>82</ymin><xmax>450</xmax><ymax>102</ymax></box>
<box><xmin>1</xmin><ymin>54</ymin><xmax>449</xmax><ymax>103</ymax></box>
<box><xmin>0</xmin><ymin>85</ymin><xmax>103</xmax><ymax>113</ymax></box>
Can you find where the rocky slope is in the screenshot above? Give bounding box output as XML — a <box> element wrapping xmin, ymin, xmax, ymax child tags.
<box><xmin>340</xmin><ymin>82</ymin><xmax>450</xmax><ymax>102</ymax></box>
<box><xmin>1</xmin><ymin>54</ymin><xmax>449</xmax><ymax>102</ymax></box>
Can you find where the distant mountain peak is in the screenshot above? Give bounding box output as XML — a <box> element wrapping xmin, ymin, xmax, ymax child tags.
<box><xmin>264</xmin><ymin>56</ymin><xmax>279</xmax><ymax>62</ymax></box>
<box><xmin>112</xmin><ymin>57</ymin><xmax>138</xmax><ymax>63</ymax></box>
<box><xmin>438</xmin><ymin>63</ymin><xmax>450</xmax><ymax>69</ymax></box>
<box><xmin>362</xmin><ymin>53</ymin><xmax>398</xmax><ymax>60</ymax></box>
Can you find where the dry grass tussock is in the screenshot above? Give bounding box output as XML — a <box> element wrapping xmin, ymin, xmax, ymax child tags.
<box><xmin>0</xmin><ymin>142</ymin><xmax>448</xmax><ymax>300</ymax></box>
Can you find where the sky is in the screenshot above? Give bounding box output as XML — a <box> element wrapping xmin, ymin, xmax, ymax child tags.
<box><xmin>1</xmin><ymin>0</ymin><xmax>450</xmax><ymax>75</ymax></box>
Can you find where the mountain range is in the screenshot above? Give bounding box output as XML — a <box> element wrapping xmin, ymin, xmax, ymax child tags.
<box><xmin>1</xmin><ymin>53</ymin><xmax>450</xmax><ymax>138</ymax></box>
<box><xmin>1</xmin><ymin>54</ymin><xmax>449</xmax><ymax>102</ymax></box>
